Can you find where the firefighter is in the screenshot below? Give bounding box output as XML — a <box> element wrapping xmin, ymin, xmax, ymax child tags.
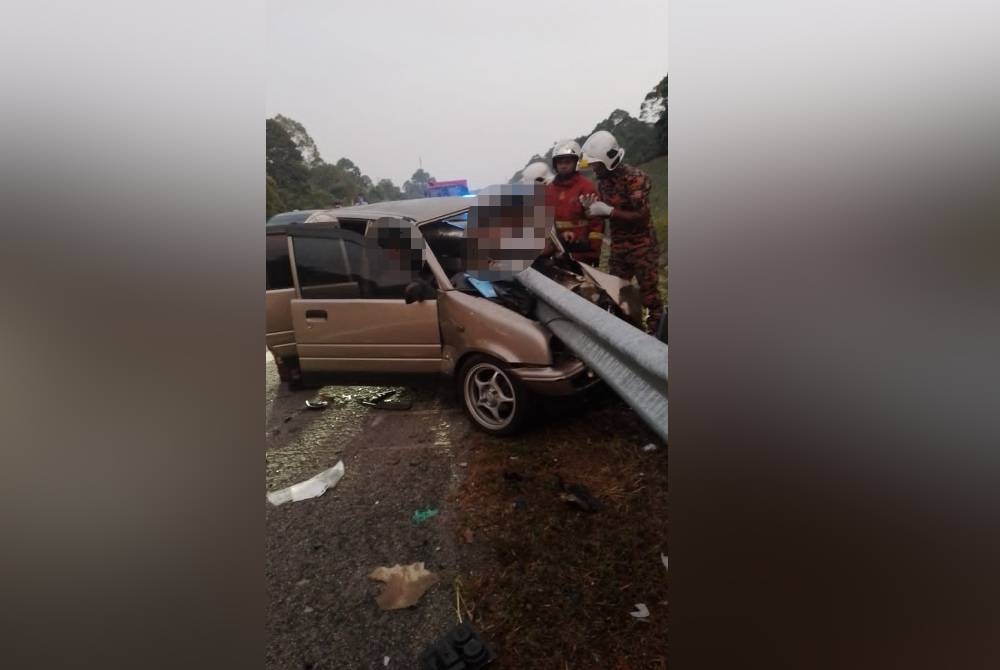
<box><xmin>546</xmin><ymin>140</ymin><xmax>604</xmax><ymax>267</ymax></box>
<box><xmin>520</xmin><ymin>161</ymin><xmax>555</xmax><ymax>185</ymax></box>
<box><xmin>579</xmin><ymin>130</ymin><xmax>663</xmax><ymax>333</ymax></box>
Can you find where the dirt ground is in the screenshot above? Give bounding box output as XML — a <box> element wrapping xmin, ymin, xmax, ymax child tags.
<box><xmin>266</xmin><ymin>353</ymin><xmax>668</xmax><ymax>669</ymax></box>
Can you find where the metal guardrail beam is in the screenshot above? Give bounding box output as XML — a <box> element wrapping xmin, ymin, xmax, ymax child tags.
<box><xmin>516</xmin><ymin>268</ymin><xmax>668</xmax><ymax>443</ymax></box>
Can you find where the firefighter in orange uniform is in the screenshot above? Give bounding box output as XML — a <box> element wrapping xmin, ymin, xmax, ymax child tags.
<box><xmin>545</xmin><ymin>140</ymin><xmax>604</xmax><ymax>267</ymax></box>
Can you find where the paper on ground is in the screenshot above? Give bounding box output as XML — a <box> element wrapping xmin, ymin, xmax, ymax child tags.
<box><xmin>267</xmin><ymin>461</ymin><xmax>345</xmax><ymax>506</ymax></box>
<box><xmin>368</xmin><ymin>562</ymin><xmax>440</xmax><ymax>610</ymax></box>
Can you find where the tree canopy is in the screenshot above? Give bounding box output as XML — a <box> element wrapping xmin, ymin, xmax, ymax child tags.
<box><xmin>265</xmin><ymin>115</ymin><xmax>410</xmax><ymax>219</ymax></box>
<box><xmin>510</xmin><ymin>73</ymin><xmax>667</xmax><ymax>183</ymax></box>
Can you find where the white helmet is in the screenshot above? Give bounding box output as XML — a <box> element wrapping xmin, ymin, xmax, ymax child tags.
<box><xmin>551</xmin><ymin>139</ymin><xmax>582</xmax><ymax>169</ymax></box>
<box><xmin>581</xmin><ymin>130</ymin><xmax>625</xmax><ymax>170</ymax></box>
<box><xmin>520</xmin><ymin>161</ymin><xmax>555</xmax><ymax>185</ymax></box>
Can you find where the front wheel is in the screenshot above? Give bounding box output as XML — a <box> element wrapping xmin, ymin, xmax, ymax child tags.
<box><xmin>459</xmin><ymin>355</ymin><xmax>531</xmax><ymax>436</ymax></box>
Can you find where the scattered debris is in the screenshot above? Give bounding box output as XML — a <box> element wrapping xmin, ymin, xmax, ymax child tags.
<box><xmin>462</xmin><ymin>528</ymin><xmax>475</xmax><ymax>544</ymax></box>
<box><xmin>419</xmin><ymin>622</ymin><xmax>496</xmax><ymax>670</ymax></box>
<box><xmin>304</xmin><ymin>398</ymin><xmax>329</xmax><ymax>410</ymax></box>
<box><xmin>661</xmin><ymin>553</ymin><xmax>669</xmax><ymax>573</ymax></box>
<box><xmin>458</xmin><ymin>462</ymin><xmax>468</xmax><ymax>468</ymax></box>
<box><xmin>303</xmin><ymin>606</ymin><xmax>314</xmax><ymax>614</ymax></box>
<box><xmin>642</xmin><ymin>443</ymin><xmax>658</xmax><ymax>452</ymax></box>
<box><xmin>358</xmin><ymin>389</ymin><xmax>413</xmax><ymax>410</ymax></box>
<box><xmin>266</xmin><ymin>461</ymin><xmax>345</xmax><ymax>506</ymax></box>
<box><xmin>383</xmin><ymin>656</ymin><xmax>390</xmax><ymax>667</ymax></box>
<box><xmin>630</xmin><ymin>603</ymin><xmax>650</xmax><ymax>619</ymax></box>
<box><xmin>557</xmin><ymin>482</ymin><xmax>606</xmax><ymax>513</ymax></box>
<box><xmin>368</xmin><ymin>562</ymin><xmax>440</xmax><ymax>610</ymax></box>
<box><xmin>412</xmin><ymin>507</ymin><xmax>439</xmax><ymax>524</ymax></box>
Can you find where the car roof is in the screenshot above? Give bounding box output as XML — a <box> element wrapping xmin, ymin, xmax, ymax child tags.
<box><xmin>267</xmin><ymin>196</ymin><xmax>472</xmax><ymax>236</ymax></box>
<box><xmin>265</xmin><ymin>210</ymin><xmax>323</xmax><ymax>226</ymax></box>
<box><xmin>320</xmin><ymin>196</ymin><xmax>471</xmax><ymax>224</ymax></box>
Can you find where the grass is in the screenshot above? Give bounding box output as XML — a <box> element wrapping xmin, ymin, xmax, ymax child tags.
<box><xmin>448</xmin><ymin>391</ymin><xmax>669</xmax><ymax>669</ymax></box>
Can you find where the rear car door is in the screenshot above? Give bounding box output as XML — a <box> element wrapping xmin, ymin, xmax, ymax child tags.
<box><xmin>265</xmin><ymin>229</ymin><xmax>297</xmax><ymax>360</ymax></box>
<box><xmin>288</xmin><ymin>221</ymin><xmax>442</xmax><ymax>378</ymax></box>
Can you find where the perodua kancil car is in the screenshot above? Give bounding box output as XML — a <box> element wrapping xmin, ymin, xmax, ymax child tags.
<box><xmin>266</xmin><ymin>188</ymin><xmax>641</xmax><ymax>435</ymax></box>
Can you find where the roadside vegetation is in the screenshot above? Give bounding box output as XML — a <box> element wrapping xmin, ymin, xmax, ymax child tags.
<box><xmin>449</xmin><ymin>390</ymin><xmax>668</xmax><ymax>669</ymax></box>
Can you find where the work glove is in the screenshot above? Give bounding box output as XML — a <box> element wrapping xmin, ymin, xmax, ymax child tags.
<box><xmin>585</xmin><ymin>200</ymin><xmax>614</xmax><ymax>218</ymax></box>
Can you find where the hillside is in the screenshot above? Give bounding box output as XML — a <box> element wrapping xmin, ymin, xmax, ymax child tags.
<box><xmin>510</xmin><ymin>74</ymin><xmax>667</xmax><ymax>183</ymax></box>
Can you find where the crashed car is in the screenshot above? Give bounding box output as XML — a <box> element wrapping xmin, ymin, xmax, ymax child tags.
<box><xmin>265</xmin><ymin>189</ymin><xmax>641</xmax><ymax>435</ymax></box>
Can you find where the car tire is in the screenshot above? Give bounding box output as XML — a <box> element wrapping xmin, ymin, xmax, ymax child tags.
<box><xmin>458</xmin><ymin>355</ymin><xmax>532</xmax><ymax>436</ymax></box>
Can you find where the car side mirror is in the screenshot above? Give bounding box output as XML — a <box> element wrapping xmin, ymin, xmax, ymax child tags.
<box><xmin>404</xmin><ymin>279</ymin><xmax>435</xmax><ymax>304</ymax></box>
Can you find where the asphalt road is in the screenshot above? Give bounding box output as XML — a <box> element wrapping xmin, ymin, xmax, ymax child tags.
<box><xmin>266</xmin><ymin>352</ymin><xmax>480</xmax><ymax>670</ymax></box>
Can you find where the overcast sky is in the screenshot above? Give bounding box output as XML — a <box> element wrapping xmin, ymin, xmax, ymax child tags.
<box><xmin>267</xmin><ymin>0</ymin><xmax>668</xmax><ymax>189</ymax></box>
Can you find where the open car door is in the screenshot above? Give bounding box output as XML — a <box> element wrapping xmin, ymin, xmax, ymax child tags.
<box><xmin>266</xmin><ymin>229</ymin><xmax>297</xmax><ymax>360</ymax></box>
<box><xmin>287</xmin><ymin>219</ymin><xmax>443</xmax><ymax>382</ymax></box>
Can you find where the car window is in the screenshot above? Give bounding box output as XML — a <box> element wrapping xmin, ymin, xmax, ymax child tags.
<box><xmin>293</xmin><ymin>229</ymin><xmax>427</xmax><ymax>301</ymax></box>
<box><xmin>365</xmin><ymin>224</ymin><xmax>429</xmax><ymax>300</ymax></box>
<box><xmin>266</xmin><ymin>234</ymin><xmax>294</xmax><ymax>290</ymax></box>
<box><xmin>420</xmin><ymin>213</ymin><xmax>469</xmax><ymax>278</ymax></box>
<box><xmin>293</xmin><ymin>235</ymin><xmax>363</xmax><ymax>299</ymax></box>
<box><xmin>338</xmin><ymin>218</ymin><xmax>368</xmax><ymax>236</ymax></box>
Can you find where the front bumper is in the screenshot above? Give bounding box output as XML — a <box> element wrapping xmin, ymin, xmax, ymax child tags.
<box><xmin>510</xmin><ymin>358</ymin><xmax>600</xmax><ymax>396</ymax></box>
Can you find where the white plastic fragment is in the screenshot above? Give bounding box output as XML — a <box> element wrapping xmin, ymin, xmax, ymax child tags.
<box><xmin>630</xmin><ymin>603</ymin><xmax>650</xmax><ymax>619</ymax></box>
<box><xmin>383</xmin><ymin>656</ymin><xmax>390</xmax><ymax>666</ymax></box>
<box><xmin>661</xmin><ymin>553</ymin><xmax>669</xmax><ymax>572</ymax></box>
<box><xmin>642</xmin><ymin>443</ymin><xmax>658</xmax><ymax>452</ymax></box>
<box><xmin>267</xmin><ymin>461</ymin><xmax>345</xmax><ymax>506</ymax></box>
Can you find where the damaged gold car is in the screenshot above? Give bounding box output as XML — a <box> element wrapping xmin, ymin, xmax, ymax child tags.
<box><xmin>265</xmin><ymin>189</ymin><xmax>641</xmax><ymax>435</ymax></box>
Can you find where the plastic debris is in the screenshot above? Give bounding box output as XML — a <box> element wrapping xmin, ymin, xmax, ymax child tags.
<box><xmin>383</xmin><ymin>656</ymin><xmax>390</xmax><ymax>667</ymax></box>
<box><xmin>661</xmin><ymin>553</ymin><xmax>669</xmax><ymax>572</ymax></box>
<box><xmin>305</xmin><ymin>399</ymin><xmax>329</xmax><ymax>410</ymax></box>
<box><xmin>630</xmin><ymin>603</ymin><xmax>650</xmax><ymax>619</ymax></box>
<box><xmin>642</xmin><ymin>443</ymin><xmax>658</xmax><ymax>452</ymax></box>
<box><xmin>419</xmin><ymin>622</ymin><xmax>496</xmax><ymax>670</ymax></box>
<box><xmin>412</xmin><ymin>507</ymin><xmax>439</xmax><ymax>524</ymax></box>
<box><xmin>267</xmin><ymin>461</ymin><xmax>345</xmax><ymax>506</ymax></box>
<box><xmin>368</xmin><ymin>562</ymin><xmax>440</xmax><ymax>610</ymax></box>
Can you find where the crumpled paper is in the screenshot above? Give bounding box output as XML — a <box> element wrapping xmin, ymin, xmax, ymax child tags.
<box><xmin>368</xmin><ymin>562</ymin><xmax>440</xmax><ymax>610</ymax></box>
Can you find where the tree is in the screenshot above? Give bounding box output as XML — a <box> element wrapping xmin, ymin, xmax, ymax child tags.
<box><xmin>266</xmin><ymin>119</ymin><xmax>312</xmax><ymax>208</ymax></box>
<box><xmin>309</xmin><ymin>163</ymin><xmax>358</xmax><ymax>204</ymax></box>
<box><xmin>273</xmin><ymin>114</ymin><xmax>323</xmax><ymax>167</ymax></box>
<box><xmin>402</xmin><ymin>168</ymin><xmax>434</xmax><ymax>199</ymax></box>
<box><xmin>508</xmin><ymin>73</ymin><xmax>668</xmax><ymax>181</ymax></box>
<box><xmin>369</xmin><ymin>178</ymin><xmax>402</xmax><ymax>203</ymax></box>
<box><xmin>641</xmin><ymin>75</ymin><xmax>668</xmax><ymax>154</ymax></box>
<box><xmin>266</xmin><ymin>176</ymin><xmax>287</xmax><ymax>219</ymax></box>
